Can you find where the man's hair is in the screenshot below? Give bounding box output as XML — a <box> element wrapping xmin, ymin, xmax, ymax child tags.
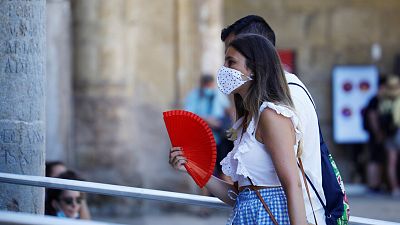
<box><xmin>200</xmin><ymin>74</ymin><xmax>214</xmax><ymax>86</ymax></box>
<box><xmin>221</xmin><ymin>15</ymin><xmax>276</xmax><ymax>46</ymax></box>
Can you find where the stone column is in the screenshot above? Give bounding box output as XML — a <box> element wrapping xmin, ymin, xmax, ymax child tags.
<box><xmin>46</xmin><ymin>0</ymin><xmax>73</xmax><ymax>162</ymax></box>
<box><xmin>174</xmin><ymin>0</ymin><xmax>224</xmax><ymax>101</ymax></box>
<box><xmin>71</xmin><ymin>0</ymin><xmax>141</xmax><ymax>216</ymax></box>
<box><xmin>0</xmin><ymin>0</ymin><xmax>46</xmax><ymax>214</ymax></box>
<box><xmin>199</xmin><ymin>0</ymin><xmax>224</xmax><ymax>76</ymax></box>
<box><xmin>174</xmin><ymin>0</ymin><xmax>202</xmax><ymax>105</ymax></box>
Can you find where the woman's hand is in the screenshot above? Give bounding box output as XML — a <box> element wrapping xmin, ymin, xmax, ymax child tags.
<box><xmin>169</xmin><ymin>147</ymin><xmax>236</xmax><ymax>206</ymax></box>
<box><xmin>169</xmin><ymin>147</ymin><xmax>187</xmax><ymax>172</ymax></box>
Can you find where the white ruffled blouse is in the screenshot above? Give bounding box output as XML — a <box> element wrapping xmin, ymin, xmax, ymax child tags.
<box><xmin>220</xmin><ymin>102</ymin><xmax>302</xmax><ymax>187</ymax></box>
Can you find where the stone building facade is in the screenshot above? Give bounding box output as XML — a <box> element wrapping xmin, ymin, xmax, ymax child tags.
<box><xmin>45</xmin><ymin>0</ymin><xmax>400</xmax><ymax>215</ymax></box>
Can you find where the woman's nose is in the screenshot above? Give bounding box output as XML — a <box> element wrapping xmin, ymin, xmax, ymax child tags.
<box><xmin>70</xmin><ymin>202</ymin><xmax>79</xmax><ymax>208</ymax></box>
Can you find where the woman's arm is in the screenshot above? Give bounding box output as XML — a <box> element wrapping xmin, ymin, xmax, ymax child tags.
<box><xmin>169</xmin><ymin>147</ymin><xmax>236</xmax><ymax>206</ymax></box>
<box><xmin>205</xmin><ymin>175</ymin><xmax>236</xmax><ymax>206</ymax></box>
<box><xmin>367</xmin><ymin>109</ymin><xmax>384</xmax><ymax>142</ymax></box>
<box><xmin>79</xmin><ymin>200</ymin><xmax>91</xmax><ymax>220</ymax></box>
<box><xmin>258</xmin><ymin>109</ymin><xmax>307</xmax><ymax>225</ymax></box>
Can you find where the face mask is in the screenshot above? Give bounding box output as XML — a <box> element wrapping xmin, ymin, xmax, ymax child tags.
<box><xmin>56</xmin><ymin>210</ymin><xmax>79</xmax><ymax>219</ymax></box>
<box><xmin>217</xmin><ymin>66</ymin><xmax>252</xmax><ymax>95</ymax></box>
<box><xmin>56</xmin><ymin>210</ymin><xmax>67</xmax><ymax>218</ymax></box>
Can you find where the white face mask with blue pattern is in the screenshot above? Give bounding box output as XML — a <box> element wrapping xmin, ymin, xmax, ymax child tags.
<box><xmin>217</xmin><ymin>66</ymin><xmax>252</xmax><ymax>95</ymax></box>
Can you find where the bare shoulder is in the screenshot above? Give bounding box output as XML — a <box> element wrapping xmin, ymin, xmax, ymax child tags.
<box><xmin>259</xmin><ymin>107</ymin><xmax>292</xmax><ymax>129</ymax></box>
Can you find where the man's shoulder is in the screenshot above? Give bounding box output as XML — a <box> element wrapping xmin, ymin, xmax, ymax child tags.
<box><xmin>285</xmin><ymin>72</ymin><xmax>309</xmax><ymax>95</ymax></box>
<box><xmin>285</xmin><ymin>71</ymin><xmax>305</xmax><ymax>86</ymax></box>
<box><xmin>285</xmin><ymin>71</ymin><xmax>316</xmax><ymax>111</ymax></box>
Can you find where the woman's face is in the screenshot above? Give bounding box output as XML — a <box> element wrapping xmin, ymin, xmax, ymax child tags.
<box><xmin>223</xmin><ymin>47</ymin><xmax>252</xmax><ymax>94</ymax></box>
<box><xmin>55</xmin><ymin>190</ymin><xmax>82</xmax><ymax>218</ymax></box>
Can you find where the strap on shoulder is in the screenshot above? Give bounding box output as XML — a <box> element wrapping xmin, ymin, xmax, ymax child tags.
<box><xmin>288</xmin><ymin>82</ymin><xmax>327</xmax><ymax>210</ymax></box>
<box><xmin>288</xmin><ymin>82</ymin><xmax>316</xmax><ymax>108</ymax></box>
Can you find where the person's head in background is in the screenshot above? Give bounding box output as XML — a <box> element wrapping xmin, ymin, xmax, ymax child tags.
<box><xmin>221</xmin><ymin>15</ymin><xmax>275</xmax><ymax>49</ymax></box>
<box><xmin>47</xmin><ymin>170</ymin><xmax>85</xmax><ymax>219</ymax></box>
<box><xmin>46</xmin><ymin>161</ymin><xmax>67</xmax><ymax>177</ymax></box>
<box><xmin>200</xmin><ymin>74</ymin><xmax>215</xmax><ymax>96</ymax></box>
<box><xmin>377</xmin><ymin>75</ymin><xmax>388</xmax><ymax>97</ymax></box>
<box><xmin>383</xmin><ymin>74</ymin><xmax>400</xmax><ymax>99</ymax></box>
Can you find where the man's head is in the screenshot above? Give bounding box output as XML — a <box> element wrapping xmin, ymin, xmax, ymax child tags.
<box><xmin>200</xmin><ymin>74</ymin><xmax>215</xmax><ymax>89</ymax></box>
<box><xmin>221</xmin><ymin>15</ymin><xmax>275</xmax><ymax>48</ymax></box>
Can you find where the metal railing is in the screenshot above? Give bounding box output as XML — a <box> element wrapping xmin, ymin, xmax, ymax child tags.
<box><xmin>0</xmin><ymin>172</ymin><xmax>399</xmax><ymax>225</ymax></box>
<box><xmin>0</xmin><ymin>211</ymin><xmax>126</xmax><ymax>225</ymax></box>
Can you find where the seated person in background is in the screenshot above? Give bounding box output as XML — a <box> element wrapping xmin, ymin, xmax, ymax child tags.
<box><xmin>45</xmin><ymin>161</ymin><xmax>67</xmax><ymax>177</ymax></box>
<box><xmin>45</xmin><ymin>169</ymin><xmax>91</xmax><ymax>219</ymax></box>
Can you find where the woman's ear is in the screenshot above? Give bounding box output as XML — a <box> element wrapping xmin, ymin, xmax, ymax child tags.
<box><xmin>246</xmin><ymin>67</ymin><xmax>254</xmax><ymax>78</ymax></box>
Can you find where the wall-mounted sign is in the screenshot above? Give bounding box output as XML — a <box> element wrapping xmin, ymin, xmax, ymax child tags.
<box><xmin>332</xmin><ymin>65</ymin><xmax>379</xmax><ymax>144</ymax></box>
<box><xmin>278</xmin><ymin>50</ymin><xmax>296</xmax><ymax>74</ymax></box>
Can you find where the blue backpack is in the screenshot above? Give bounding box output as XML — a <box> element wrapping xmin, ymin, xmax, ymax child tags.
<box><xmin>289</xmin><ymin>82</ymin><xmax>350</xmax><ymax>225</ymax></box>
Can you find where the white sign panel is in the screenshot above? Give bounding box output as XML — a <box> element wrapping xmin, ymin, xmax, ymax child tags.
<box><xmin>332</xmin><ymin>65</ymin><xmax>378</xmax><ymax>144</ymax></box>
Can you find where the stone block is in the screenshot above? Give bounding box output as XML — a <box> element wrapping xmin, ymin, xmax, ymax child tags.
<box><xmin>331</xmin><ymin>8</ymin><xmax>380</xmax><ymax>47</ymax></box>
<box><xmin>282</xmin><ymin>0</ymin><xmax>338</xmax><ymax>12</ymax></box>
<box><xmin>378</xmin><ymin>10</ymin><xmax>400</xmax><ymax>46</ymax></box>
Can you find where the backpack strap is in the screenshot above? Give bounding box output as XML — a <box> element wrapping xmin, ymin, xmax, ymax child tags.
<box><xmin>288</xmin><ymin>82</ymin><xmax>316</xmax><ymax>107</ymax></box>
<box><xmin>288</xmin><ymin>82</ymin><xmax>327</xmax><ymax>211</ymax></box>
<box><xmin>298</xmin><ymin>158</ymin><xmax>319</xmax><ymax>225</ymax></box>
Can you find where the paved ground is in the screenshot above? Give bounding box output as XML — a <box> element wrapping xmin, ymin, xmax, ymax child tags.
<box><xmin>96</xmin><ymin>192</ymin><xmax>400</xmax><ymax>225</ymax></box>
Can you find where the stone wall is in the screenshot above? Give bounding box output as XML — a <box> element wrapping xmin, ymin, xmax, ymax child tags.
<box><xmin>224</xmin><ymin>0</ymin><xmax>400</xmax><ymax>179</ymax></box>
<box><xmin>68</xmin><ymin>0</ymin><xmax>223</xmax><ymax>215</ymax></box>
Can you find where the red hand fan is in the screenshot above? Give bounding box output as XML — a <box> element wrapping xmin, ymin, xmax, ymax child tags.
<box><xmin>163</xmin><ymin>110</ymin><xmax>217</xmax><ymax>188</ymax></box>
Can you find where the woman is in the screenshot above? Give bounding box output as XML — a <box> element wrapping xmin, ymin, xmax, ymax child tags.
<box><xmin>46</xmin><ymin>171</ymin><xmax>87</xmax><ymax>219</ymax></box>
<box><xmin>170</xmin><ymin>34</ymin><xmax>308</xmax><ymax>224</ymax></box>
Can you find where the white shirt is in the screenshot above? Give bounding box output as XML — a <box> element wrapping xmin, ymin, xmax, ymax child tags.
<box><xmin>285</xmin><ymin>72</ymin><xmax>327</xmax><ymax>225</ymax></box>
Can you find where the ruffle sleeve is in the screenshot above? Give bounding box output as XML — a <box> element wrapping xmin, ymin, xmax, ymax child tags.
<box><xmin>259</xmin><ymin>102</ymin><xmax>302</xmax><ymax>153</ymax></box>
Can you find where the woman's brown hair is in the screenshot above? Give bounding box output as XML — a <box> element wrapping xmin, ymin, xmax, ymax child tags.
<box><xmin>228</xmin><ymin>34</ymin><xmax>294</xmax><ymax>127</ymax></box>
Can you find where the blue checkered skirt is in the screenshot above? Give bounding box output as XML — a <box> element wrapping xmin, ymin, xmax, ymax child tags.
<box><xmin>227</xmin><ymin>187</ymin><xmax>290</xmax><ymax>225</ymax></box>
